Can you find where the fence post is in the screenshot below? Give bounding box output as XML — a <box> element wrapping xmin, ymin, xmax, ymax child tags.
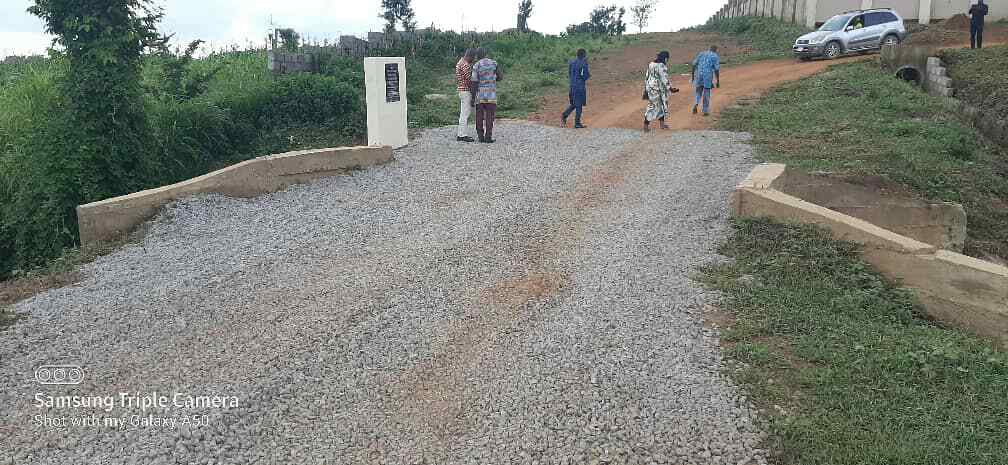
<box><xmin>918</xmin><ymin>0</ymin><xmax>932</xmax><ymax>25</ymax></box>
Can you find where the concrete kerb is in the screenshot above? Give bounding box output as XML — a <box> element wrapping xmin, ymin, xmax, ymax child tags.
<box><xmin>77</xmin><ymin>145</ymin><xmax>393</xmax><ymax>248</ymax></box>
<box><xmin>732</xmin><ymin>163</ymin><xmax>1008</xmax><ymax>347</ymax></box>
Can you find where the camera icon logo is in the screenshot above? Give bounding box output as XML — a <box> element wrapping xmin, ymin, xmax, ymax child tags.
<box><xmin>35</xmin><ymin>365</ymin><xmax>84</xmax><ymax>385</ymax></box>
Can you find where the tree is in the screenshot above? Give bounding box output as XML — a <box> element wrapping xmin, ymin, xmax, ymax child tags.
<box><xmin>589</xmin><ymin>5</ymin><xmax>618</xmax><ymax>34</ymax></box>
<box><xmin>27</xmin><ymin>0</ymin><xmax>166</xmax><ymax>197</ymax></box>
<box><xmin>381</xmin><ymin>0</ymin><xmax>417</xmax><ymax>34</ymax></box>
<box><xmin>630</xmin><ymin>0</ymin><xmax>659</xmax><ymax>33</ymax></box>
<box><xmin>613</xmin><ymin>7</ymin><xmax>627</xmax><ymax>37</ymax></box>
<box><xmin>566</xmin><ymin>5</ymin><xmax>626</xmax><ymax>37</ymax></box>
<box><xmin>276</xmin><ymin>28</ymin><xmax>301</xmax><ymax>51</ymax></box>
<box><xmin>517</xmin><ymin>0</ymin><xmax>533</xmax><ymax>32</ymax></box>
<box><xmin>566</xmin><ymin>22</ymin><xmax>593</xmax><ymax>35</ymax></box>
<box><xmin>18</xmin><ymin>0</ymin><xmax>167</xmax><ymax>268</ymax></box>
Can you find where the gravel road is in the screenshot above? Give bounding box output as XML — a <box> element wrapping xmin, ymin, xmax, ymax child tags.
<box><xmin>0</xmin><ymin>122</ymin><xmax>762</xmax><ymax>465</ymax></box>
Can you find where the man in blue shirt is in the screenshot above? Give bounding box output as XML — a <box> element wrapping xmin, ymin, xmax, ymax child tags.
<box><xmin>691</xmin><ymin>45</ymin><xmax>721</xmax><ymax>117</ymax></box>
<box><xmin>562</xmin><ymin>49</ymin><xmax>591</xmax><ymax>129</ymax></box>
<box><xmin>969</xmin><ymin>0</ymin><xmax>989</xmax><ymax>49</ymax></box>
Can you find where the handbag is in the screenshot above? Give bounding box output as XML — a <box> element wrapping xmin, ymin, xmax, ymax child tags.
<box><xmin>642</xmin><ymin>88</ymin><xmax>649</xmax><ymax>101</ymax></box>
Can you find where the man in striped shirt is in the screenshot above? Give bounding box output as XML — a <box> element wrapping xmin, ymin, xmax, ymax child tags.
<box><xmin>455</xmin><ymin>49</ymin><xmax>477</xmax><ymax>142</ymax></box>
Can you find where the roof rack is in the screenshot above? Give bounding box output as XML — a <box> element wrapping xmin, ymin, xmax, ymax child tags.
<box><xmin>841</xmin><ymin>7</ymin><xmax>893</xmax><ymax>14</ymax></box>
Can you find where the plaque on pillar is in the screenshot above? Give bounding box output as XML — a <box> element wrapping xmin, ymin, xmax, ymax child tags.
<box><xmin>365</xmin><ymin>57</ymin><xmax>408</xmax><ymax>149</ymax></box>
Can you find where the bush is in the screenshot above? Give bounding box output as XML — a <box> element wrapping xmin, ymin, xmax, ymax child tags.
<box><xmin>0</xmin><ymin>47</ymin><xmax>369</xmax><ymax>278</ymax></box>
<box><xmin>940</xmin><ymin>45</ymin><xmax>1008</xmax><ymax>126</ymax></box>
<box><xmin>0</xmin><ymin>28</ymin><xmax>628</xmax><ymax>278</ymax></box>
<box><xmin>695</xmin><ymin>16</ymin><xmax>811</xmax><ymax>59</ymax></box>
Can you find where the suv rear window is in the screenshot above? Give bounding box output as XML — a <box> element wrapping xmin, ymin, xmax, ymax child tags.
<box><xmin>866</xmin><ymin>11</ymin><xmax>897</xmax><ymax>26</ymax></box>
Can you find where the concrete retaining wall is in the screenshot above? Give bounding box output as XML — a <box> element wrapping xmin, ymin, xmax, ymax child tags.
<box><xmin>77</xmin><ymin>146</ymin><xmax>393</xmax><ymax>248</ymax></box>
<box><xmin>940</xmin><ymin>86</ymin><xmax>1008</xmax><ymax>148</ymax></box>
<box><xmin>772</xmin><ymin>169</ymin><xmax>967</xmax><ymax>251</ymax></box>
<box><xmin>732</xmin><ymin>163</ymin><xmax>1008</xmax><ymax>347</ymax></box>
<box><xmin>925</xmin><ymin>56</ymin><xmax>954</xmax><ymax>97</ymax></box>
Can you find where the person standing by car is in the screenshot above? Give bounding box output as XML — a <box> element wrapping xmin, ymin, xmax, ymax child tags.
<box><xmin>455</xmin><ymin>49</ymin><xmax>477</xmax><ymax>142</ymax></box>
<box><xmin>561</xmin><ymin>48</ymin><xmax>591</xmax><ymax>129</ymax></box>
<box><xmin>691</xmin><ymin>45</ymin><xmax>720</xmax><ymax>117</ymax></box>
<box><xmin>969</xmin><ymin>0</ymin><xmax>989</xmax><ymax>49</ymax></box>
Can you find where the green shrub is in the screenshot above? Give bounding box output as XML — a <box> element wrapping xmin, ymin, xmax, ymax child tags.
<box><xmin>940</xmin><ymin>45</ymin><xmax>1008</xmax><ymax>126</ymax></box>
<box><xmin>0</xmin><ymin>28</ymin><xmax>630</xmax><ymax>278</ymax></box>
<box><xmin>695</xmin><ymin>16</ymin><xmax>811</xmax><ymax>60</ymax></box>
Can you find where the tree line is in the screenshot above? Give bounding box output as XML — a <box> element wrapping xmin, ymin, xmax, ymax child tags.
<box><xmin>379</xmin><ymin>0</ymin><xmax>660</xmax><ymax>36</ymax></box>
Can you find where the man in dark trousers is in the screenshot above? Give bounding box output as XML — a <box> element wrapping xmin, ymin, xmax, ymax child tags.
<box><xmin>561</xmin><ymin>48</ymin><xmax>591</xmax><ymax>129</ymax></box>
<box><xmin>969</xmin><ymin>0</ymin><xmax>989</xmax><ymax>49</ymax></box>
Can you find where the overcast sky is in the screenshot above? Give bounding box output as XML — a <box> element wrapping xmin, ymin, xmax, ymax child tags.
<box><xmin>2</xmin><ymin>1</ymin><xmax>723</xmax><ymax>58</ymax></box>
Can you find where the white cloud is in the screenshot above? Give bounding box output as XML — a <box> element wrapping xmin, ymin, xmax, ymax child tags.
<box><xmin>1</xmin><ymin>0</ymin><xmax>724</xmax><ymax>58</ymax></box>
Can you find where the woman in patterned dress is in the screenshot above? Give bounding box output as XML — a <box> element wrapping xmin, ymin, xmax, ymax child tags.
<box><xmin>643</xmin><ymin>50</ymin><xmax>678</xmax><ymax>131</ymax></box>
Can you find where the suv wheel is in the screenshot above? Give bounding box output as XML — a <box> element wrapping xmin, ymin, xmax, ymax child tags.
<box><xmin>824</xmin><ymin>41</ymin><xmax>842</xmax><ymax>59</ymax></box>
<box><xmin>883</xmin><ymin>34</ymin><xmax>900</xmax><ymax>47</ymax></box>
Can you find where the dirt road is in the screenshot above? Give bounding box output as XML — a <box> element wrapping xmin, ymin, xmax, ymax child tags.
<box><xmin>1</xmin><ymin>123</ymin><xmax>765</xmax><ymax>464</ymax></box>
<box><xmin>526</xmin><ymin>23</ymin><xmax>1008</xmax><ymax>132</ymax></box>
<box><xmin>528</xmin><ymin>36</ymin><xmax>863</xmax><ymax>131</ymax></box>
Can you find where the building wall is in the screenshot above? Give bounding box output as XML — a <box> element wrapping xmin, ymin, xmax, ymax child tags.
<box><xmin>932</xmin><ymin>0</ymin><xmax>1007</xmax><ymax>22</ymax></box>
<box><xmin>713</xmin><ymin>0</ymin><xmax>1005</xmax><ymax>24</ymax></box>
<box><xmin>874</xmin><ymin>0</ymin><xmax>921</xmax><ymax>18</ymax></box>
<box><xmin>817</xmin><ymin>0</ymin><xmax>862</xmax><ymax>21</ymax></box>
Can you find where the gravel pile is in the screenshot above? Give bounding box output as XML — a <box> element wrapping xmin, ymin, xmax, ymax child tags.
<box><xmin>0</xmin><ymin>122</ymin><xmax>761</xmax><ymax>465</ymax></box>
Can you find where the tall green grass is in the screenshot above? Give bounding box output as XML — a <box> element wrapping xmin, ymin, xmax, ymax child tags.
<box><xmin>941</xmin><ymin>45</ymin><xmax>1008</xmax><ymax>124</ymax></box>
<box><xmin>720</xmin><ymin>62</ymin><xmax>1008</xmax><ymax>261</ymax></box>
<box><xmin>695</xmin><ymin>16</ymin><xmax>811</xmax><ymax>61</ymax></box>
<box><xmin>0</xmin><ymin>32</ymin><xmax>631</xmax><ymax>279</ymax></box>
<box><xmin>400</xmin><ymin>32</ymin><xmax>632</xmax><ymax>126</ymax></box>
<box><xmin>701</xmin><ymin>218</ymin><xmax>1008</xmax><ymax>465</ymax></box>
<box><xmin>0</xmin><ymin>47</ymin><xmax>366</xmax><ymax>277</ymax></box>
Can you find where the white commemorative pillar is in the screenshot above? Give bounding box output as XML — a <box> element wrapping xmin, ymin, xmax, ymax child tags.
<box><xmin>364</xmin><ymin>57</ymin><xmax>408</xmax><ymax>149</ymax></box>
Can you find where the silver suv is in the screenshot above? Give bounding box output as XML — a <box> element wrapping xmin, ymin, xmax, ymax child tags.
<box><xmin>793</xmin><ymin>9</ymin><xmax>908</xmax><ymax>60</ymax></box>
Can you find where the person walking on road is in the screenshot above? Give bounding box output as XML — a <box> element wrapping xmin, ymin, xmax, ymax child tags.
<box><xmin>562</xmin><ymin>48</ymin><xmax>591</xmax><ymax>129</ymax></box>
<box><xmin>643</xmin><ymin>51</ymin><xmax>678</xmax><ymax>131</ymax></box>
<box><xmin>455</xmin><ymin>49</ymin><xmax>477</xmax><ymax>142</ymax></box>
<box><xmin>969</xmin><ymin>0</ymin><xmax>989</xmax><ymax>49</ymax></box>
<box><xmin>471</xmin><ymin>47</ymin><xmax>503</xmax><ymax>143</ymax></box>
<box><xmin>692</xmin><ymin>46</ymin><xmax>720</xmax><ymax>117</ymax></box>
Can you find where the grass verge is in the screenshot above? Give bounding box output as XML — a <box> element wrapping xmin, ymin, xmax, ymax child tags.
<box><xmin>699</xmin><ymin>217</ymin><xmax>1008</xmax><ymax>465</ymax></box>
<box><xmin>694</xmin><ymin>16</ymin><xmax>811</xmax><ymax>63</ymax></box>
<box><xmin>940</xmin><ymin>45</ymin><xmax>1008</xmax><ymax>123</ymax></box>
<box><xmin>719</xmin><ymin>61</ymin><xmax>1008</xmax><ymax>262</ymax></box>
<box><xmin>0</xmin><ymin>238</ymin><xmax>128</xmax><ymax>307</ymax></box>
